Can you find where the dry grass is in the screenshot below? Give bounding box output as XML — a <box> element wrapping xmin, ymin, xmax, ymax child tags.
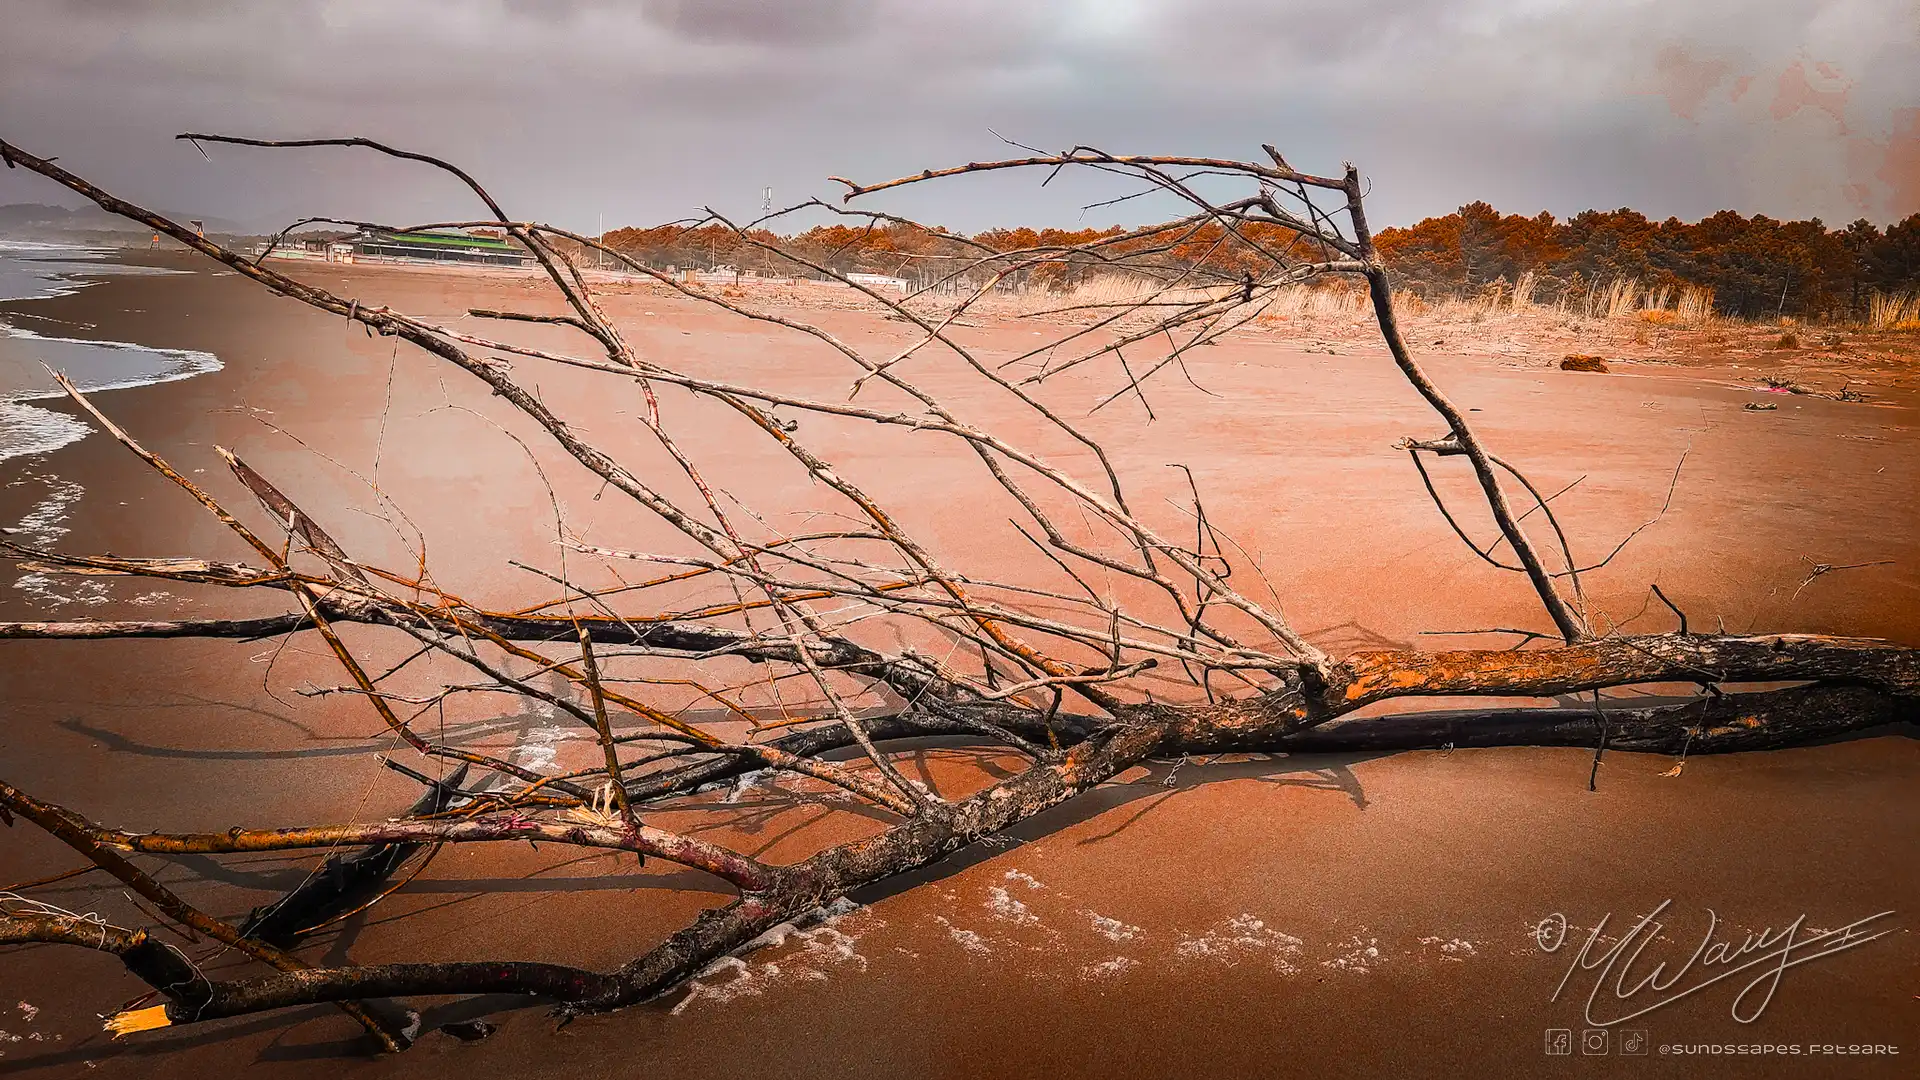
<box><xmin>1868</xmin><ymin>289</ymin><xmax>1920</xmax><ymax>331</ymax></box>
<box><xmin>1598</xmin><ymin>277</ymin><xmax>1640</xmax><ymax>319</ymax></box>
<box><xmin>1008</xmin><ymin>275</ymin><xmax>1384</xmax><ymax>325</ymax></box>
<box><xmin>1676</xmin><ymin>285</ymin><xmax>1716</xmax><ymax>324</ymax></box>
<box><xmin>1510</xmin><ymin>270</ymin><xmax>1537</xmax><ymax>312</ymax></box>
<box><xmin>1632</xmin><ymin>287</ymin><xmax>1713</xmax><ymax>327</ymax></box>
<box><xmin>856</xmin><ymin>272</ymin><xmax>1916</xmax><ymax>381</ymax></box>
<box><xmin>1261</xmin><ymin>283</ymin><xmax>1371</xmax><ymax>320</ymax></box>
<box><xmin>1561</xmin><ymin>277</ymin><xmax>1716</xmax><ymax>327</ymax></box>
<box><xmin>996</xmin><ymin>274</ymin><xmax>1230</xmax><ymax>317</ymax></box>
<box><xmin>992</xmin><ymin>276</ymin><xmax>1369</xmax><ymax>326</ymax></box>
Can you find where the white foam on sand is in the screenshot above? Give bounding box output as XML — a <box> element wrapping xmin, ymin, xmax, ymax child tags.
<box><xmin>0</xmin><ymin>245</ymin><xmax>222</xmax><ymax>465</ymax></box>
<box><xmin>0</xmin><ymin>245</ymin><xmax>225</xmax><ymax>611</ymax></box>
<box><xmin>1174</xmin><ymin>914</ymin><xmax>1306</xmax><ymax>974</ymax></box>
<box><xmin>1416</xmin><ymin>936</ymin><xmax>1477</xmax><ymax>961</ymax></box>
<box><xmin>985</xmin><ymin>884</ymin><xmax>1043</xmax><ymax>925</ymax></box>
<box><xmin>1085</xmin><ymin>911</ymin><xmax>1144</xmax><ymax>942</ymax></box>
<box><xmin>934</xmin><ymin>915</ymin><xmax>993</xmax><ymax>955</ymax></box>
<box><xmin>0</xmin><ymin>241</ymin><xmax>187</xmax><ymax>303</ymax></box>
<box><xmin>4</xmin><ymin>469</ymin><xmax>107</xmax><ymax>609</ymax></box>
<box><xmin>0</xmin><ymin>403</ymin><xmax>89</xmax><ymax>461</ymax></box>
<box><xmin>0</xmin><ymin>996</ymin><xmax>60</xmax><ymax>1057</ymax></box>
<box><xmin>1318</xmin><ymin>933</ymin><xmax>1384</xmax><ymax>974</ymax></box>
<box><xmin>672</xmin><ymin>900</ymin><xmax>878</xmax><ymax>1015</ymax></box>
<box><xmin>1080</xmin><ymin>956</ymin><xmax>1139</xmax><ymax>980</ymax></box>
<box><xmin>0</xmin><ymin>326</ymin><xmax>222</xmax><ymax>465</ymax></box>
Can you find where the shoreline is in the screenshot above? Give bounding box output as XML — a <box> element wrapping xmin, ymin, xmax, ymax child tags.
<box><xmin>0</xmin><ymin>244</ymin><xmax>223</xmax><ymax>461</ymax></box>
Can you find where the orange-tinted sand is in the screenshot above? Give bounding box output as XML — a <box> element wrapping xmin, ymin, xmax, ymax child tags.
<box><xmin>1</xmin><ymin>256</ymin><xmax>1915</xmax><ymax>1077</ymax></box>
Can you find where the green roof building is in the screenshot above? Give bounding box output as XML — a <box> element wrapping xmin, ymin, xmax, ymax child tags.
<box><xmin>352</xmin><ymin>229</ymin><xmax>534</xmax><ymax>267</ymax></box>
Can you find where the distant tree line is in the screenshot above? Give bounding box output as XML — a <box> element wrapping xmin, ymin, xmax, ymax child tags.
<box><xmin>1372</xmin><ymin>203</ymin><xmax>1920</xmax><ymax>321</ymax></box>
<box><xmin>601</xmin><ymin>219</ymin><xmax>1307</xmax><ymax>292</ymax></box>
<box><xmin>594</xmin><ymin>204</ymin><xmax>1920</xmax><ymax>321</ymax></box>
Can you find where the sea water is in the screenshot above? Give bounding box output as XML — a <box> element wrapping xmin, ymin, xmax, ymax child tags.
<box><xmin>0</xmin><ymin>241</ymin><xmax>223</xmax><ymax>461</ymax></box>
<box><xmin>0</xmin><ymin>241</ymin><xmax>222</xmax><ymax>608</ymax></box>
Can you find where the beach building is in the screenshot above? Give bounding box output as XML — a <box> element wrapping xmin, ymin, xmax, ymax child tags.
<box><xmin>845</xmin><ymin>272</ymin><xmax>909</xmax><ymax>291</ymax></box>
<box><xmin>250</xmin><ymin>238</ymin><xmax>356</xmax><ymax>262</ymax></box>
<box><xmin>349</xmin><ymin>229</ymin><xmax>535</xmax><ymax>267</ymax></box>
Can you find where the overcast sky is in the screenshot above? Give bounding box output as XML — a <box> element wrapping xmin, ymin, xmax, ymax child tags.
<box><xmin>2</xmin><ymin>0</ymin><xmax>1916</xmax><ymax>234</ymax></box>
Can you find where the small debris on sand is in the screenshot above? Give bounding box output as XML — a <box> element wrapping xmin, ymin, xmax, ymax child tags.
<box><xmin>1559</xmin><ymin>355</ymin><xmax>1609</xmax><ymax>372</ymax></box>
<box><xmin>1745</xmin><ymin>402</ymin><xmax>1779</xmax><ymax>411</ymax></box>
<box><xmin>1755</xmin><ymin>374</ymin><xmax>1872</xmax><ymax>402</ymax></box>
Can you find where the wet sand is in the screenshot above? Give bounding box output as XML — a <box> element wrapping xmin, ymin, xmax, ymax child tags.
<box><xmin>1</xmin><ymin>256</ymin><xmax>1916</xmax><ymax>1077</ymax></box>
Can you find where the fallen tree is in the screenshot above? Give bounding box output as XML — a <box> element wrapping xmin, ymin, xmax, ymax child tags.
<box><xmin>0</xmin><ymin>133</ymin><xmax>1912</xmax><ymax>1052</ymax></box>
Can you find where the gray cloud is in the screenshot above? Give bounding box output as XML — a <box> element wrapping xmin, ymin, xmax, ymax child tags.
<box><xmin>638</xmin><ymin>0</ymin><xmax>880</xmax><ymax>45</ymax></box>
<box><xmin>2</xmin><ymin>0</ymin><xmax>1915</xmax><ymax>234</ymax></box>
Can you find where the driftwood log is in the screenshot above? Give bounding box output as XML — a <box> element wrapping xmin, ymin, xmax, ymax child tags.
<box><xmin>0</xmin><ymin>132</ymin><xmax>1912</xmax><ymax>1051</ymax></box>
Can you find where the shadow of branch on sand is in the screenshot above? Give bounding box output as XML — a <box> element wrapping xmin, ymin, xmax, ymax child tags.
<box><xmin>846</xmin><ymin>747</ymin><xmax>1382</xmax><ymax>908</ymax></box>
<box><xmin>6</xmin><ymin>705</ymin><xmax>1906</xmax><ymax>1069</ymax></box>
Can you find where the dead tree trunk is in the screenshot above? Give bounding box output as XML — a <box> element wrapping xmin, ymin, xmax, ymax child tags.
<box><xmin>0</xmin><ymin>133</ymin><xmax>1911</xmax><ymax>1048</ymax></box>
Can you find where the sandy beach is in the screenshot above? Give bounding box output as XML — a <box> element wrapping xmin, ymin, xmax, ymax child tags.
<box><xmin>1</xmin><ymin>253</ymin><xmax>1916</xmax><ymax>1078</ymax></box>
